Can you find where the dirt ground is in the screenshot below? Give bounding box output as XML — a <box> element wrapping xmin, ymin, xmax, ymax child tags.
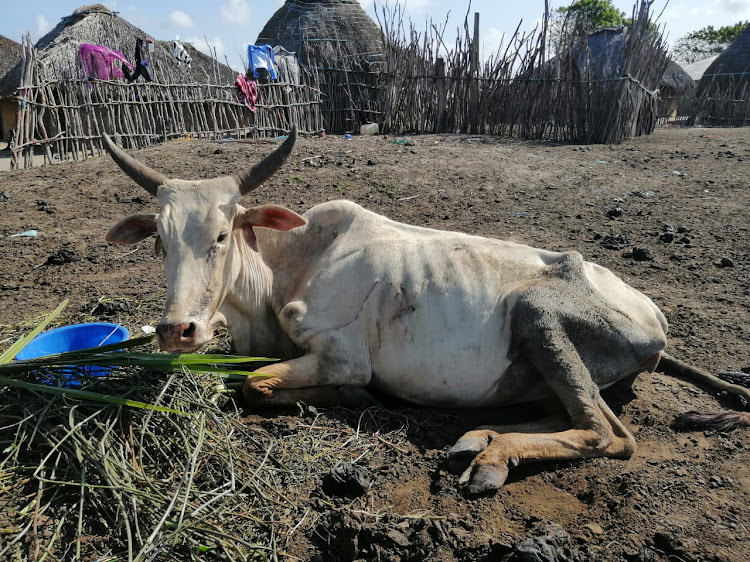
<box><xmin>1</xmin><ymin>127</ymin><xmax>748</xmax><ymax>561</ymax></box>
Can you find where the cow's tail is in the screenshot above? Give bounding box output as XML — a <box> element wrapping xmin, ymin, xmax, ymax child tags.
<box><xmin>658</xmin><ymin>353</ymin><xmax>750</xmax><ymax>431</ymax></box>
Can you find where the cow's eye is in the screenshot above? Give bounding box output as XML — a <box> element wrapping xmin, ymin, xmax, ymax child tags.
<box><xmin>216</xmin><ymin>232</ymin><xmax>228</xmax><ymax>244</ymax></box>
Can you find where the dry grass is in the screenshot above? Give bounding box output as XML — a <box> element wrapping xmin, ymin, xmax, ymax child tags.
<box><xmin>0</xmin><ymin>305</ymin><xmax>413</xmax><ymax>561</ymax></box>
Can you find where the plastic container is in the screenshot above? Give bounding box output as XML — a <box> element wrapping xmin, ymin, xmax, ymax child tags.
<box><xmin>15</xmin><ymin>323</ymin><xmax>130</xmax><ymax>386</ymax></box>
<box><xmin>360</xmin><ymin>122</ymin><xmax>379</xmax><ymax>136</ymax></box>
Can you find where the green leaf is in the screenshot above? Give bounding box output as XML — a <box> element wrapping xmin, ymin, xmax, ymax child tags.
<box><xmin>0</xmin><ymin>376</ymin><xmax>187</xmax><ymax>414</ymax></box>
<box><xmin>0</xmin><ymin>299</ymin><xmax>69</xmax><ymax>364</ymax></box>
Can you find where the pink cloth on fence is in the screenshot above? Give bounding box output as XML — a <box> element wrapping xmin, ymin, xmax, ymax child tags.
<box><xmin>79</xmin><ymin>43</ymin><xmax>134</xmax><ymax>80</ymax></box>
<box><xmin>235</xmin><ymin>75</ymin><xmax>258</xmax><ymax>113</ymax></box>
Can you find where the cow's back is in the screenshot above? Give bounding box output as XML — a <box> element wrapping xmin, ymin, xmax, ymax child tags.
<box><xmin>260</xmin><ymin>201</ymin><xmax>667</xmax><ymax>407</ymax></box>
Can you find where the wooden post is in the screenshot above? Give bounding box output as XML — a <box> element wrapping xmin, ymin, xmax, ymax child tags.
<box><xmin>470</xmin><ymin>12</ymin><xmax>480</xmax><ymax>133</ymax></box>
<box><xmin>435</xmin><ymin>57</ymin><xmax>447</xmax><ymax>134</ymax></box>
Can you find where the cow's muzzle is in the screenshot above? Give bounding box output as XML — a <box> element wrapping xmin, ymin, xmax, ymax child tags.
<box><xmin>156</xmin><ymin>321</ymin><xmax>202</xmax><ymax>352</ymax></box>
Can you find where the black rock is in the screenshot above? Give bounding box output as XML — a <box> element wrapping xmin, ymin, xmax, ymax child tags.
<box><xmin>507</xmin><ymin>525</ymin><xmax>582</xmax><ymax>562</ymax></box>
<box><xmin>631</xmin><ymin>247</ymin><xmax>653</xmax><ymax>261</ymax></box>
<box><xmin>45</xmin><ymin>248</ymin><xmax>81</xmax><ymax>265</ymax></box>
<box><xmin>606</xmin><ymin>207</ymin><xmax>624</xmax><ymax>218</ymax></box>
<box><xmin>213</xmin><ymin>148</ymin><xmax>224</xmax><ymax>154</ymax></box>
<box><xmin>717</xmin><ymin>257</ymin><xmax>734</xmax><ymax>268</ymax></box>
<box><xmin>659</xmin><ymin>232</ymin><xmax>674</xmax><ymax>243</ymax></box>
<box><xmin>322</xmin><ymin>463</ymin><xmax>371</xmax><ymax>498</ymax></box>
<box><xmin>601</xmin><ymin>234</ymin><xmax>629</xmax><ymax>250</ymax></box>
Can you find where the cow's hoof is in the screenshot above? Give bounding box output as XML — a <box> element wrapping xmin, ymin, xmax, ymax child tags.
<box><xmin>446</xmin><ymin>431</ymin><xmax>494</xmax><ymax>473</ymax></box>
<box><xmin>459</xmin><ymin>463</ymin><xmax>509</xmax><ymax>497</ymax></box>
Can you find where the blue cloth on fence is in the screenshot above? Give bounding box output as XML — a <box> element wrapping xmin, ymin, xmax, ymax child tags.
<box><xmin>247</xmin><ymin>45</ymin><xmax>277</xmax><ymax>80</ymax></box>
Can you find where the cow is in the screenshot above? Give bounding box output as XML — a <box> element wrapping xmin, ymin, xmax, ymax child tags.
<box><xmin>102</xmin><ymin>128</ymin><xmax>750</xmax><ymax>495</ymax></box>
<box><xmin>170</xmin><ymin>40</ymin><xmax>192</xmax><ymax>70</ymax></box>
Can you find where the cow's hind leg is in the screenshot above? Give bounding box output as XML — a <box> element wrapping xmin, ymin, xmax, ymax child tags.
<box><xmin>455</xmin><ymin>396</ymin><xmax>635</xmax><ymax>495</ymax></box>
<box><xmin>452</xmin><ymin>283</ymin><xmax>643</xmax><ymax>495</ymax></box>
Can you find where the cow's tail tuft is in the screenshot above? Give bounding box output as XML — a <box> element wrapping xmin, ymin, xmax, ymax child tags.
<box><xmin>672</xmin><ymin>410</ymin><xmax>750</xmax><ymax>432</ymax></box>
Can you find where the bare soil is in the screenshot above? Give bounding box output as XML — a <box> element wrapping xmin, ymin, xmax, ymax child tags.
<box><xmin>1</xmin><ymin>127</ymin><xmax>749</xmax><ymax>561</ymax></box>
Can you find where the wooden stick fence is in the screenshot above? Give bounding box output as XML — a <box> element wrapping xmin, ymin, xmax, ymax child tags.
<box><xmin>10</xmin><ymin>36</ymin><xmax>323</xmax><ymax>169</ymax></box>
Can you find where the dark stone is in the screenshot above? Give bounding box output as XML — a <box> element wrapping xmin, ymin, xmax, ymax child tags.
<box><xmin>631</xmin><ymin>247</ymin><xmax>653</xmax><ymax>261</ymax></box>
<box><xmin>659</xmin><ymin>232</ymin><xmax>674</xmax><ymax>243</ymax></box>
<box><xmin>718</xmin><ymin>257</ymin><xmax>734</xmax><ymax>268</ymax></box>
<box><xmin>606</xmin><ymin>207</ymin><xmax>624</xmax><ymax>218</ymax></box>
<box><xmin>45</xmin><ymin>248</ymin><xmax>81</xmax><ymax>265</ymax></box>
<box><xmin>322</xmin><ymin>463</ymin><xmax>371</xmax><ymax>498</ymax></box>
<box><xmin>601</xmin><ymin>234</ymin><xmax>629</xmax><ymax>250</ymax></box>
<box><xmin>507</xmin><ymin>525</ymin><xmax>581</xmax><ymax>562</ymax></box>
<box><xmin>0</xmin><ymin>191</ymin><xmax>9</xmax><ymax>202</ymax></box>
<box><xmin>213</xmin><ymin>148</ymin><xmax>224</xmax><ymax>154</ymax></box>
<box><xmin>36</xmin><ymin>200</ymin><xmax>55</xmax><ymax>214</ymax></box>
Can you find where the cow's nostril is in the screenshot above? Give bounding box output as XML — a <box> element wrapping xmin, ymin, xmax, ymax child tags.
<box><xmin>182</xmin><ymin>323</ymin><xmax>196</xmax><ymax>339</ymax></box>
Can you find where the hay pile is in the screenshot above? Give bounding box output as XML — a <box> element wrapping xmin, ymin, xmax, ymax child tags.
<box><xmin>0</xmin><ymin>306</ymin><xmax>404</xmax><ymax>560</ymax></box>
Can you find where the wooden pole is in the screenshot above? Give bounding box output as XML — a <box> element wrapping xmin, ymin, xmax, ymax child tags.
<box><xmin>469</xmin><ymin>12</ymin><xmax>480</xmax><ymax>133</ymax></box>
<box><xmin>435</xmin><ymin>57</ymin><xmax>447</xmax><ymax>134</ymax></box>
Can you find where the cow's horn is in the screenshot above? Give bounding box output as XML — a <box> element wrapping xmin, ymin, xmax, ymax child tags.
<box><xmin>101</xmin><ymin>133</ymin><xmax>167</xmax><ymax>197</ymax></box>
<box><xmin>234</xmin><ymin>125</ymin><xmax>297</xmax><ymax>196</ymax></box>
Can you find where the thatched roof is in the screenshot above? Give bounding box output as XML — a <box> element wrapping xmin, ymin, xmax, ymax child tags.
<box><xmin>0</xmin><ymin>34</ymin><xmax>22</xmax><ymax>87</ymax></box>
<box><xmin>256</xmin><ymin>0</ymin><xmax>384</xmax><ymax>70</ymax></box>
<box><xmin>660</xmin><ymin>59</ymin><xmax>695</xmax><ymax>96</ymax></box>
<box><xmin>0</xmin><ymin>4</ymin><xmax>235</xmax><ymax>96</ymax></box>
<box><xmin>683</xmin><ymin>54</ymin><xmax>719</xmax><ymax>81</ymax></box>
<box><xmin>696</xmin><ymin>23</ymin><xmax>750</xmax><ymax>97</ymax></box>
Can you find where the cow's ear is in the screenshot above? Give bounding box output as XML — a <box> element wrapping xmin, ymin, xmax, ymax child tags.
<box><xmin>234</xmin><ymin>205</ymin><xmax>306</xmax><ymax>251</ymax></box>
<box><xmin>106</xmin><ymin>213</ymin><xmax>157</xmax><ymax>244</ymax></box>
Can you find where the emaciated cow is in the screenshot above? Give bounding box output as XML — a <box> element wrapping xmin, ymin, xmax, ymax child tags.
<box><xmin>102</xmin><ymin>128</ymin><xmax>750</xmax><ymax>495</ymax></box>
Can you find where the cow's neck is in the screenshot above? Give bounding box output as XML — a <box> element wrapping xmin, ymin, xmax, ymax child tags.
<box><xmin>219</xmin><ymin>237</ymin><xmax>300</xmax><ymax>359</ymax></box>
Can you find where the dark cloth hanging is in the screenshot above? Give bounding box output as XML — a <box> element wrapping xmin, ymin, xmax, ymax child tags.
<box><xmin>122</xmin><ymin>38</ymin><xmax>154</xmax><ymax>83</ymax></box>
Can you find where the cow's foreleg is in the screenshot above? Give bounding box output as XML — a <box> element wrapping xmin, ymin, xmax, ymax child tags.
<box><xmin>242</xmin><ymin>351</ymin><xmax>371</xmax><ymax>402</ymax></box>
<box><xmin>242</xmin><ymin>385</ymin><xmax>376</xmax><ymax>408</ymax></box>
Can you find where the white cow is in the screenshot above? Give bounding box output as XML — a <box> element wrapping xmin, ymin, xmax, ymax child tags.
<box><xmin>102</xmin><ymin>128</ymin><xmax>750</xmax><ymax>495</ymax></box>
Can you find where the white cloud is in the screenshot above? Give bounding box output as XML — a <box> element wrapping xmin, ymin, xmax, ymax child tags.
<box><xmin>169</xmin><ymin>10</ymin><xmax>194</xmax><ymax>29</ymax></box>
<box><xmin>715</xmin><ymin>0</ymin><xmax>750</xmax><ymax>16</ymax></box>
<box><xmin>358</xmin><ymin>0</ymin><xmax>375</xmax><ymax>9</ymax></box>
<box><xmin>221</xmin><ymin>0</ymin><xmax>250</xmax><ymax>25</ymax></box>
<box><xmin>36</xmin><ymin>14</ymin><xmax>51</xmax><ymax>36</ymax></box>
<box><xmin>185</xmin><ymin>36</ymin><xmax>226</xmax><ymax>60</ymax></box>
<box><xmin>483</xmin><ymin>27</ymin><xmax>505</xmax><ymax>60</ymax></box>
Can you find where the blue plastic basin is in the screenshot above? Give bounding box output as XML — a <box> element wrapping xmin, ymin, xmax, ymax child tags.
<box><xmin>15</xmin><ymin>323</ymin><xmax>130</xmax><ymax>386</ymax></box>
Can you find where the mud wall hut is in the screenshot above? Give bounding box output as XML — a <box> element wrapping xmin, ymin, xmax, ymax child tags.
<box><xmin>256</xmin><ymin>0</ymin><xmax>384</xmax><ymax>133</ymax></box>
<box><xmin>693</xmin><ymin>23</ymin><xmax>750</xmax><ymax>126</ymax></box>
<box><xmin>1</xmin><ymin>4</ymin><xmax>322</xmax><ymax>168</ymax></box>
<box><xmin>0</xmin><ymin>34</ymin><xmax>22</xmax><ymax>142</ymax></box>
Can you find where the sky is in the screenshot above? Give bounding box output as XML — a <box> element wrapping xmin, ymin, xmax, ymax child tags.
<box><xmin>2</xmin><ymin>0</ymin><xmax>750</xmax><ymax>72</ymax></box>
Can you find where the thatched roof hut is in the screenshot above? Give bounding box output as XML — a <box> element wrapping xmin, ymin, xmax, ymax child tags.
<box><xmin>657</xmin><ymin>59</ymin><xmax>695</xmax><ymax>120</ymax></box>
<box><xmin>0</xmin><ymin>4</ymin><xmax>235</xmax><ymax>96</ymax></box>
<box><xmin>660</xmin><ymin>60</ymin><xmax>695</xmax><ymax>98</ymax></box>
<box><xmin>693</xmin><ymin>23</ymin><xmax>750</xmax><ymax>126</ymax></box>
<box><xmin>695</xmin><ymin>26</ymin><xmax>750</xmax><ymax>94</ymax></box>
<box><xmin>256</xmin><ymin>0</ymin><xmax>385</xmax><ymax>133</ymax></box>
<box><xmin>0</xmin><ymin>34</ymin><xmax>22</xmax><ymax>83</ymax></box>
<box><xmin>256</xmin><ymin>0</ymin><xmax>384</xmax><ymax>70</ymax></box>
<box><xmin>0</xmin><ymin>35</ymin><xmax>23</xmax><ymax>141</ymax></box>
